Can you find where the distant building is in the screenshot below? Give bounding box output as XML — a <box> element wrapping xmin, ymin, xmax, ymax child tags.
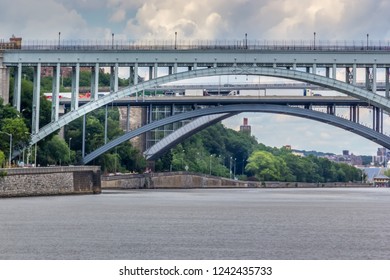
<box><xmin>342</xmin><ymin>150</ymin><xmax>349</xmax><ymax>156</ymax></box>
<box><xmin>0</xmin><ymin>36</ymin><xmax>22</xmax><ymax>49</ymax></box>
<box><xmin>373</xmin><ymin>147</ymin><xmax>388</xmax><ymax>166</ymax></box>
<box><xmin>240</xmin><ymin>118</ymin><xmax>251</xmax><ymax>135</ymax></box>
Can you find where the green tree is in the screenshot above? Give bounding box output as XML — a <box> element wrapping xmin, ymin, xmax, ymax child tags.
<box><xmin>246</xmin><ymin>150</ymin><xmax>284</xmax><ymax>181</ymax></box>
<box><xmin>41</xmin><ymin>135</ymin><xmax>70</xmax><ymax>165</ymax></box>
<box><xmin>0</xmin><ymin>150</ymin><xmax>5</xmax><ymax>167</ymax></box>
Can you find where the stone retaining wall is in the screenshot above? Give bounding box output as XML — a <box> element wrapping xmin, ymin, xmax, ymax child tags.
<box><xmin>0</xmin><ymin>166</ymin><xmax>101</xmax><ymax>198</ymax></box>
<box><xmin>102</xmin><ymin>172</ymin><xmax>370</xmax><ymax>189</ymax></box>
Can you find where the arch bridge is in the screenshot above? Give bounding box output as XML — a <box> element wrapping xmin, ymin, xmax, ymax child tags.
<box><xmin>1</xmin><ymin>41</ymin><xmax>390</xmax><ymax>162</ymax></box>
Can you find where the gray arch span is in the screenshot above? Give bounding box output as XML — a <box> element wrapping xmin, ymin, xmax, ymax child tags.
<box><xmin>144</xmin><ymin>113</ymin><xmax>236</xmax><ymax>160</ymax></box>
<box><xmin>32</xmin><ymin>66</ymin><xmax>390</xmax><ymax>145</ymax></box>
<box><xmin>82</xmin><ymin>104</ymin><xmax>390</xmax><ymax>164</ymax></box>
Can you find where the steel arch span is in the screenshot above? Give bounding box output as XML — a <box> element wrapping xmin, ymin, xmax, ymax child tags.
<box><xmin>82</xmin><ymin>104</ymin><xmax>390</xmax><ymax>164</ymax></box>
<box><xmin>144</xmin><ymin>113</ymin><xmax>236</xmax><ymax>160</ymax></box>
<box><xmin>32</xmin><ymin>66</ymin><xmax>390</xmax><ymax>145</ymax></box>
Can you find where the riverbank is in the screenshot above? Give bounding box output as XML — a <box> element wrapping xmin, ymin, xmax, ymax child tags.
<box><xmin>102</xmin><ymin>171</ymin><xmax>371</xmax><ymax>189</ymax></box>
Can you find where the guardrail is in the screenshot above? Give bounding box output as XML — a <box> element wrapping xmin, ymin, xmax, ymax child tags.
<box><xmin>2</xmin><ymin>39</ymin><xmax>390</xmax><ymax>52</ymax></box>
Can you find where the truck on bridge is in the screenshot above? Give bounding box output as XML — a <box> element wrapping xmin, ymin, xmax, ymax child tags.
<box><xmin>184</xmin><ymin>89</ymin><xmax>209</xmax><ymax>96</ymax></box>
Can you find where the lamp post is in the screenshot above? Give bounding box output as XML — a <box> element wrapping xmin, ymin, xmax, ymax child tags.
<box><xmin>25</xmin><ymin>132</ymin><xmax>37</xmax><ymax>167</ymax></box>
<box><xmin>182</xmin><ymin>149</ymin><xmax>185</xmax><ymax>170</ymax></box>
<box><xmin>58</xmin><ymin>32</ymin><xmax>61</xmax><ymax>48</ymax></box>
<box><xmin>366</xmin><ymin>33</ymin><xmax>369</xmax><ymax>50</ymax></box>
<box><xmin>174</xmin><ymin>32</ymin><xmax>177</xmax><ymax>50</ymax></box>
<box><xmin>0</xmin><ymin>131</ymin><xmax>12</xmax><ymax>167</ymax></box>
<box><xmin>112</xmin><ymin>33</ymin><xmax>114</xmax><ymax>49</ymax></box>
<box><xmin>313</xmin><ymin>32</ymin><xmax>316</xmax><ymax>50</ymax></box>
<box><xmin>229</xmin><ymin>156</ymin><xmax>233</xmax><ymax>179</ymax></box>
<box><xmin>209</xmin><ymin>155</ymin><xmax>213</xmax><ymax>175</ymax></box>
<box><xmin>233</xmin><ymin>158</ymin><xmax>236</xmax><ymax>179</ymax></box>
<box><xmin>68</xmin><ymin>137</ymin><xmax>72</xmax><ymax>164</ymax></box>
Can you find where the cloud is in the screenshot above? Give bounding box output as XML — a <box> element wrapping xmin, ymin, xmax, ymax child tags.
<box><xmin>0</xmin><ymin>0</ymin><xmax>97</xmax><ymax>40</ymax></box>
<box><xmin>123</xmin><ymin>1</ymin><xmax>228</xmax><ymax>40</ymax></box>
<box><xmin>2</xmin><ymin>0</ymin><xmax>390</xmax><ymax>41</ymax></box>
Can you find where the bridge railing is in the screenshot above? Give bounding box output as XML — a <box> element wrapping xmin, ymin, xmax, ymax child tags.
<box><xmin>4</xmin><ymin>39</ymin><xmax>390</xmax><ymax>52</ymax></box>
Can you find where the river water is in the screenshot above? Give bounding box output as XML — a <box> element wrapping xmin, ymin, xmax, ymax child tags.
<box><xmin>1</xmin><ymin>188</ymin><xmax>390</xmax><ymax>260</ymax></box>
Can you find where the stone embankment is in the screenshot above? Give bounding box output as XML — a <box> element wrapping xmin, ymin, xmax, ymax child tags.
<box><xmin>0</xmin><ymin>166</ymin><xmax>101</xmax><ymax>198</ymax></box>
<box><xmin>102</xmin><ymin>172</ymin><xmax>370</xmax><ymax>189</ymax></box>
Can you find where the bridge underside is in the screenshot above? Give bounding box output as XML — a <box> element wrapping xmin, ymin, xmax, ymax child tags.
<box><xmin>82</xmin><ymin>104</ymin><xmax>390</xmax><ymax>164</ymax></box>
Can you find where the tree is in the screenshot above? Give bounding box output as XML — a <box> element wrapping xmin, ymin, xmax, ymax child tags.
<box><xmin>246</xmin><ymin>150</ymin><xmax>284</xmax><ymax>181</ymax></box>
<box><xmin>41</xmin><ymin>135</ymin><xmax>70</xmax><ymax>165</ymax></box>
<box><xmin>0</xmin><ymin>150</ymin><xmax>5</xmax><ymax>168</ymax></box>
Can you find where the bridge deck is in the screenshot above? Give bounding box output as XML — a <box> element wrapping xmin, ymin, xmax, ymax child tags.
<box><xmin>60</xmin><ymin>96</ymin><xmax>368</xmax><ymax>107</ymax></box>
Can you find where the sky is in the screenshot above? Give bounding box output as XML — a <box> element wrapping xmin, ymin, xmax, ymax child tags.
<box><xmin>1</xmin><ymin>0</ymin><xmax>390</xmax><ymax>155</ymax></box>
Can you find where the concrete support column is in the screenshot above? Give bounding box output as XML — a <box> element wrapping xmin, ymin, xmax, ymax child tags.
<box><xmin>325</xmin><ymin>67</ymin><xmax>330</xmax><ymax>78</ymax></box>
<box><xmin>293</xmin><ymin>63</ymin><xmax>297</xmax><ymax>70</ymax></box>
<box><xmin>173</xmin><ymin>62</ymin><xmax>178</xmax><ymax>74</ymax></box>
<box><xmin>154</xmin><ymin>62</ymin><xmax>158</xmax><ymax>79</ymax></box>
<box><xmin>91</xmin><ymin>63</ymin><xmax>99</xmax><ymax>100</ymax></box>
<box><xmin>352</xmin><ymin>64</ymin><xmax>357</xmax><ymax>85</ymax></box>
<box><xmin>129</xmin><ymin>66</ymin><xmax>134</xmax><ymax>85</ymax></box>
<box><xmin>168</xmin><ymin>66</ymin><xmax>173</xmax><ymax>75</ymax></box>
<box><xmin>365</xmin><ymin>67</ymin><xmax>371</xmax><ymax>90</ymax></box>
<box><xmin>13</xmin><ymin>63</ymin><xmax>22</xmax><ymax>111</ymax></box>
<box><xmin>32</xmin><ymin>63</ymin><xmax>41</xmax><ymax>134</ymax></box>
<box><xmin>332</xmin><ymin>64</ymin><xmax>337</xmax><ymax>79</ymax></box>
<box><xmin>71</xmin><ymin>63</ymin><xmax>80</xmax><ymax>111</ymax></box>
<box><xmin>148</xmin><ymin>66</ymin><xmax>153</xmax><ymax>80</ymax></box>
<box><xmin>134</xmin><ymin>63</ymin><xmax>138</xmax><ymax>85</ymax></box>
<box><xmin>306</xmin><ymin>66</ymin><xmax>310</xmax><ymax>73</ymax></box>
<box><xmin>386</xmin><ymin>67</ymin><xmax>390</xmax><ymax>98</ymax></box>
<box><xmin>372</xmin><ymin>64</ymin><xmax>377</xmax><ymax>93</ymax></box>
<box><xmin>51</xmin><ymin>63</ymin><xmax>60</xmax><ymax>122</ymax></box>
<box><xmin>114</xmin><ymin>63</ymin><xmax>119</xmax><ymax>92</ymax></box>
<box><xmin>312</xmin><ymin>64</ymin><xmax>317</xmax><ymax>75</ymax></box>
<box><xmin>193</xmin><ymin>63</ymin><xmax>197</xmax><ymax>70</ymax></box>
<box><xmin>110</xmin><ymin>64</ymin><xmax>118</xmax><ymax>93</ymax></box>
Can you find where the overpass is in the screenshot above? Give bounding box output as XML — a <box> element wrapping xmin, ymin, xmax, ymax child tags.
<box><xmin>1</xmin><ymin>40</ymin><xmax>390</xmax><ymax>163</ymax></box>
